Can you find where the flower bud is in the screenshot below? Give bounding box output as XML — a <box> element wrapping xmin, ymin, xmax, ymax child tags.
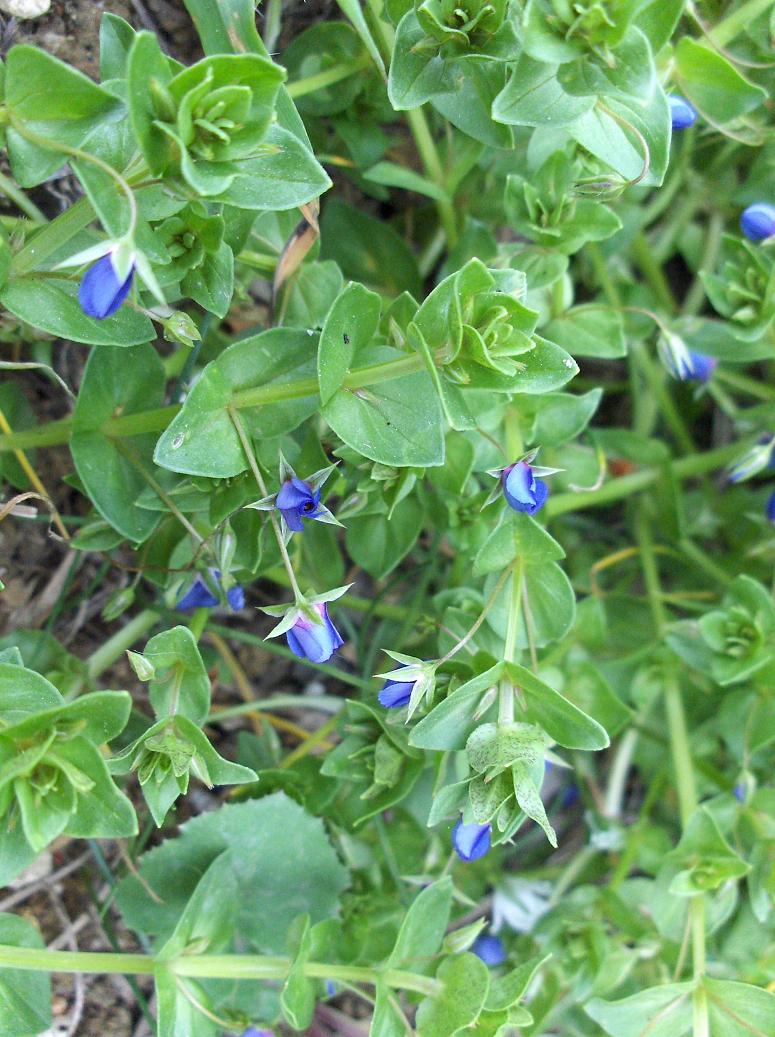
<box><xmin>668</xmin><ymin>95</ymin><xmax>698</xmax><ymax>130</ymax></box>
<box><xmin>728</xmin><ymin>437</ymin><xmax>775</xmax><ymax>483</ymax></box>
<box><xmin>452</xmin><ymin>818</ymin><xmax>491</xmax><ymax>862</ymax></box>
<box><xmin>127</xmin><ymin>651</ymin><xmax>156</xmax><ymax>682</ymax></box>
<box><xmin>286</xmin><ymin>603</ymin><xmax>344</xmax><ymax>663</ymax></box>
<box><xmin>378</xmin><ymin>679</ymin><xmax>415</xmax><ymax>708</ymax></box>
<box><xmin>162</xmin><ymin>311</ymin><xmax>202</xmax><ymax>348</ymax></box>
<box><xmin>79</xmin><ymin>252</ymin><xmax>135</xmax><ymax>319</ymax></box>
<box><xmin>766</xmin><ymin>491</ymin><xmax>775</xmax><ymax>522</ymax></box>
<box><xmin>102</xmin><ymin>586</ymin><xmax>135</xmax><ymax>622</ymax></box>
<box><xmin>502</xmin><ymin>461</ymin><xmax>549</xmax><ymax>515</ymax></box>
<box><xmin>740</xmin><ymin>203</ymin><xmax>775</xmax><ymax>243</ymax></box>
<box><xmin>471</xmin><ymin>933</ymin><xmax>507</xmax><ymax>967</ymax></box>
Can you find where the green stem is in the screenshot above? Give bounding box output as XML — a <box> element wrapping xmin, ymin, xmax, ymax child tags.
<box><xmin>631</xmin><ymin>232</ymin><xmax>676</xmax><ymax>312</ymax></box>
<box><xmin>498</xmin><ymin>558</ymin><xmax>523</xmax><ymax>724</ymax></box>
<box><xmin>85</xmin><ymin>609</ymin><xmax>159</xmax><ymax>680</ymax></box>
<box><xmin>637</xmin><ymin>513</ymin><xmax>706</xmax><ymax>1036</ymax></box>
<box><xmin>632</xmin><ymin>346</ymin><xmax>695</xmax><ymax>455</ymax></box>
<box><xmin>287</xmin><ymin>57</ymin><xmax>371</xmax><ymax>99</ymax></box>
<box><xmin>11</xmin><ymin>196</ymin><xmax>96</xmax><ymax>275</ymax></box>
<box><xmin>0</xmin><ymin>945</ymin><xmax>441</xmax><ymax>998</ymax></box>
<box><xmin>709</xmin><ymin>0</ymin><xmax>775</xmax><ymax>45</ymax></box>
<box><xmin>207</xmin><ymin>694</ymin><xmax>343</xmax><ymax>722</ymax></box>
<box><xmin>682</xmin><ymin>211</ymin><xmax>723</xmax><ymax>316</ymax></box>
<box><xmin>0</xmin><ymin>170</ymin><xmax>46</xmax><ymax>222</ymax></box>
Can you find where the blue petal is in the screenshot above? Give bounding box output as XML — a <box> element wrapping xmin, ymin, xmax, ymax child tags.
<box><xmin>280</xmin><ymin>507</ymin><xmax>305</xmax><ymax>533</ymax></box>
<box><xmin>226</xmin><ymin>584</ymin><xmax>245</xmax><ymax>610</ymax></box>
<box><xmin>79</xmin><ymin>254</ymin><xmax>134</xmax><ymax>319</ymax></box>
<box><xmin>766</xmin><ymin>491</ymin><xmax>775</xmax><ymax>523</ymax></box>
<box><xmin>471</xmin><ymin>934</ymin><xmax>506</xmax><ymax>967</ymax></box>
<box><xmin>285</xmin><ymin>606</ymin><xmax>343</xmax><ymax>663</ymax></box>
<box><xmin>503</xmin><ymin>462</ymin><xmax>533</xmax><ymax>505</ymax></box>
<box><xmin>740</xmin><ymin>203</ymin><xmax>775</xmax><ymax>243</ymax></box>
<box><xmin>668</xmin><ymin>94</ymin><xmax>697</xmax><ymax>130</ymax></box>
<box><xmin>177</xmin><ymin>576</ymin><xmax>219</xmax><ymax>611</ymax></box>
<box><xmin>277</xmin><ymin>478</ymin><xmax>314</xmax><ymax>510</ymax></box>
<box><xmin>452</xmin><ymin>819</ymin><xmax>491</xmax><ymax>862</ymax></box>
<box><xmin>378</xmin><ymin>680</ymin><xmax>414</xmax><ymax>708</ymax></box>
<box><xmin>686</xmin><ymin>351</ymin><xmax>717</xmax><ymax>383</ymax></box>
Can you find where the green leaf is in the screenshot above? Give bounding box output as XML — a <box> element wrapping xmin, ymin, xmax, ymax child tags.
<box><xmin>705</xmin><ymin>979</ymin><xmax>775</xmax><ymax>1037</ymax></box>
<box><xmin>213</xmin><ymin>125</ymin><xmax>331</xmax><ymax>210</ymax></box>
<box><xmin>99</xmin><ymin>12</ymin><xmax>137</xmax><ymax>81</ymax></box>
<box><xmin>474</xmin><ymin>512</ymin><xmax>565</xmax><ymax>576</ymax></box>
<box><xmin>155</xmin><ymin>328</ymin><xmax>318</xmax><ymax>478</ymax></box>
<box><xmin>0</xmin><ymin>663</ymin><xmax>62</xmax><ymax>725</ymax></box>
<box><xmin>486</xmin><ymin>565</ymin><xmax>576</xmax><ymax>649</ymax></box>
<box><xmin>335</xmin><ymin>0</ymin><xmax>386</xmax><ymax>77</ymax></box>
<box><xmin>561</xmin><ymin>660</ymin><xmax>631</xmax><ymax>738</ymax></box>
<box><xmin>3</xmin><ymin>690</ymin><xmax>132</xmax><ymax>745</ymax></box>
<box><xmin>346</xmin><ymin>497</ymin><xmax>425</xmax><ymax>579</ymax></box>
<box><xmin>127</xmin><ymin>31</ymin><xmax>175</xmax><ymax>175</ymax></box>
<box><xmin>154</xmin><ymin>966</ymin><xmax>218</xmax><ymax>1037</ymax></box>
<box><xmin>674</xmin><ymin>38</ymin><xmax>767</xmax><ymax>124</ymax></box>
<box><xmin>416</xmin><ymin>953</ymin><xmax>490</xmax><ymax>1037</ymax></box>
<box><xmin>59</xmin><ymin>737</ymin><xmax>138</xmax><ymax>839</ymax></box>
<box><xmin>570</xmin><ymin>92</ymin><xmax>670</xmax><ymax>187</ymax></box>
<box><xmin>371</xmin><ymin>983</ymin><xmax>407</xmax><ymax>1037</ymax></box>
<box><xmin>410</xmin><ymin>665</ymin><xmax>502</xmax><ymax>751</ymax></box>
<box><xmin>322</xmin><ymin>345</ymin><xmax>445</xmax><ymax>468</ymax></box>
<box><xmin>71</xmin><ymin>343</ymin><xmax>165</xmax><ymax>543</ymax></box>
<box><xmin>388</xmin><ymin>12</ymin><xmax>450</xmax><ymax>110</ymax></box>
<box><xmin>0</xmin><ymin>913</ymin><xmax>51</xmax><ymax>1037</ymax></box>
<box><xmin>183</xmin><ymin>242</ymin><xmax>234</xmax><ymax>318</ymax></box>
<box><xmin>485</xmin><ymin>955</ymin><xmax>549</xmax><ymax>1012</ymax></box>
<box><xmin>531</xmin><ymin>389</ymin><xmax>602</xmax><ymax>447</ymax></box>
<box><xmin>318</xmin><ymin>282</ymin><xmax>381</xmax><ymax>405</ymax></box>
<box><xmin>282</xmin><ymin>261</ymin><xmax>344</xmax><ymax>330</ymax></box>
<box><xmin>5</xmin><ymin>45</ymin><xmax>122</xmax><ymax>186</ymax></box>
<box><xmin>156</xmin><ymin>851</ymin><xmax>238</xmax><ymax>959</ymax></box>
<box><xmin>115</xmin><ymin>793</ymin><xmax>349</xmax><ymax>954</ymax></box>
<box><xmin>364</xmin><ymin>161</ymin><xmax>448</xmax><ymax>202</ymax></box>
<box><xmin>543</xmin><ymin>305</ymin><xmax>626</xmax><ymax>359</ymax></box>
<box><xmin>505</xmin><ymin>661</ymin><xmax>609</xmax><ymax>750</ymax></box>
<box><xmin>388</xmin><ymin>878</ymin><xmax>453</xmax><ymax>969</ymax></box>
<box><xmin>0</xmin><ymin>278</ymin><xmax>155</xmax><ymax>347</ymax></box>
<box><xmin>145</xmin><ymin>627</ymin><xmax>211</xmax><ymax>725</ymax></box>
<box><xmin>586</xmin><ymin>984</ymin><xmax>692</xmax><ymax>1037</ymax></box>
<box><xmin>493</xmin><ymin>55</ymin><xmax>595</xmax><ymax>127</ymax></box>
<box><xmin>320</xmin><ymin>199</ymin><xmax>422</xmax><ymax>297</ymax></box>
<box><xmin>430</xmin><ymin>60</ymin><xmax>515</xmax><ymax>149</ymax></box>
<box><xmin>281</xmin><ymin>914</ymin><xmax>316</xmax><ymax>1030</ymax></box>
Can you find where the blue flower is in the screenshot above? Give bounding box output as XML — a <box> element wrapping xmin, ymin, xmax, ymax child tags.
<box><xmin>667</xmin><ymin>349</ymin><xmax>717</xmax><ymax>383</ymax></box>
<box><xmin>668</xmin><ymin>94</ymin><xmax>698</xmax><ymax>130</ymax></box>
<box><xmin>502</xmin><ymin>461</ymin><xmax>549</xmax><ymax>515</ymax></box>
<box><xmin>733</xmin><ymin>783</ymin><xmax>746</xmax><ymax>803</ymax></box>
<box><xmin>452</xmin><ymin>819</ymin><xmax>491</xmax><ymax>862</ymax></box>
<box><xmin>740</xmin><ymin>203</ymin><xmax>775</xmax><ymax>242</ymax></box>
<box><xmin>79</xmin><ymin>253</ymin><xmax>135</xmax><ymax>319</ymax></box>
<box><xmin>378</xmin><ymin>679</ymin><xmax>415</xmax><ymax>708</ymax></box>
<box><xmin>766</xmin><ymin>491</ymin><xmax>775</xmax><ymax>522</ymax></box>
<box><xmin>471</xmin><ymin>933</ymin><xmax>507</xmax><ymax>967</ymax></box>
<box><xmin>177</xmin><ymin>569</ymin><xmax>244</xmax><ymax>611</ymax></box>
<box><xmin>276</xmin><ymin>477</ymin><xmax>322</xmax><ymax>533</ymax></box>
<box><xmin>286</xmin><ymin>602</ymin><xmax>344</xmax><ymax>663</ymax></box>
<box><xmin>242</xmin><ymin>1029</ymin><xmax>274</xmax><ymax>1037</ymax></box>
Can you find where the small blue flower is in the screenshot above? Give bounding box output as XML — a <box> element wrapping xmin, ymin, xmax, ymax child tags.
<box><xmin>502</xmin><ymin>461</ymin><xmax>549</xmax><ymax>516</ymax></box>
<box><xmin>324</xmin><ymin>980</ymin><xmax>337</xmax><ymax>998</ymax></box>
<box><xmin>276</xmin><ymin>477</ymin><xmax>323</xmax><ymax>532</ymax></box>
<box><xmin>242</xmin><ymin>1029</ymin><xmax>274</xmax><ymax>1037</ymax></box>
<box><xmin>177</xmin><ymin>569</ymin><xmax>244</xmax><ymax>612</ymax></box>
<box><xmin>286</xmin><ymin>602</ymin><xmax>344</xmax><ymax>663</ymax></box>
<box><xmin>471</xmin><ymin>933</ymin><xmax>507</xmax><ymax>967</ymax></box>
<box><xmin>668</xmin><ymin>95</ymin><xmax>698</xmax><ymax>130</ymax></box>
<box><xmin>740</xmin><ymin>203</ymin><xmax>775</xmax><ymax>242</ymax></box>
<box><xmin>668</xmin><ymin>349</ymin><xmax>717</xmax><ymax>383</ymax></box>
<box><xmin>733</xmin><ymin>783</ymin><xmax>746</xmax><ymax>803</ymax></box>
<box><xmin>378</xmin><ymin>679</ymin><xmax>415</xmax><ymax>708</ymax></box>
<box><xmin>79</xmin><ymin>253</ymin><xmax>135</xmax><ymax>319</ymax></box>
<box><xmin>766</xmin><ymin>492</ymin><xmax>775</xmax><ymax>522</ymax></box>
<box><xmin>452</xmin><ymin>819</ymin><xmax>491</xmax><ymax>862</ymax></box>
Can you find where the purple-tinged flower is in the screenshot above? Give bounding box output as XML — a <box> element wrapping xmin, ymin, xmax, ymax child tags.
<box><xmin>378</xmin><ymin>679</ymin><xmax>415</xmax><ymax>708</ymax></box>
<box><xmin>733</xmin><ymin>783</ymin><xmax>746</xmax><ymax>803</ymax></box>
<box><xmin>324</xmin><ymin>980</ymin><xmax>337</xmax><ymax>998</ymax></box>
<box><xmin>471</xmin><ymin>933</ymin><xmax>507</xmax><ymax>967</ymax></box>
<box><xmin>276</xmin><ymin>477</ymin><xmax>322</xmax><ymax>533</ymax></box>
<box><xmin>502</xmin><ymin>461</ymin><xmax>549</xmax><ymax>516</ymax></box>
<box><xmin>728</xmin><ymin>436</ymin><xmax>775</xmax><ymax>483</ymax></box>
<box><xmin>79</xmin><ymin>252</ymin><xmax>135</xmax><ymax>319</ymax></box>
<box><xmin>176</xmin><ymin>569</ymin><xmax>244</xmax><ymax>612</ymax></box>
<box><xmin>242</xmin><ymin>1029</ymin><xmax>274</xmax><ymax>1037</ymax></box>
<box><xmin>452</xmin><ymin>819</ymin><xmax>491</xmax><ymax>862</ymax></box>
<box><xmin>767</xmin><ymin>491</ymin><xmax>775</xmax><ymax>522</ymax></box>
<box><xmin>668</xmin><ymin>95</ymin><xmax>698</xmax><ymax>131</ymax></box>
<box><xmin>740</xmin><ymin>203</ymin><xmax>775</xmax><ymax>243</ymax></box>
<box><xmin>286</xmin><ymin>602</ymin><xmax>344</xmax><ymax>663</ymax></box>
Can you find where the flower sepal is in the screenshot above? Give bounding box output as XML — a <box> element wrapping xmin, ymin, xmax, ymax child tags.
<box><xmin>375</xmin><ymin>650</ymin><xmax>438</xmax><ymax>720</ymax></box>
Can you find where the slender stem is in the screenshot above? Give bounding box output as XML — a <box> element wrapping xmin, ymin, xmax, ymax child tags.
<box><xmin>207</xmin><ymin>694</ymin><xmax>343</xmax><ymax>722</ymax></box>
<box><xmin>0</xmin><ymin>169</ymin><xmax>46</xmax><ymax>222</ymax></box>
<box><xmin>637</xmin><ymin>512</ymin><xmax>707</xmax><ymax>1037</ymax></box>
<box><xmin>498</xmin><ymin>559</ymin><xmax>523</xmax><ymax>724</ymax></box>
<box><xmin>0</xmin><ymin>405</ymin><xmax>70</xmax><ymax>540</ymax></box>
<box><xmin>86</xmin><ymin>609</ymin><xmax>160</xmax><ymax>680</ymax></box>
<box><xmin>631</xmin><ymin>232</ymin><xmax>676</xmax><ymax>312</ymax></box>
<box><xmin>709</xmin><ymin>0</ymin><xmax>775</xmax><ymax>45</ymax></box>
<box><xmin>287</xmin><ymin>58</ymin><xmax>371</xmax><ymax>99</ymax></box>
<box><xmin>0</xmin><ymin>945</ymin><xmax>441</xmax><ymax>998</ymax></box>
<box><xmin>437</xmin><ymin>567</ymin><xmax>510</xmax><ymax>666</ymax></box>
<box><xmin>229</xmin><ymin>408</ymin><xmax>303</xmax><ymax>601</ymax></box>
<box><xmin>280</xmin><ymin>711</ymin><xmax>341</xmax><ymax>769</ymax></box>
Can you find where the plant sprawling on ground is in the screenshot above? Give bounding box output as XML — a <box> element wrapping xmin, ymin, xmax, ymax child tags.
<box><xmin>0</xmin><ymin>1</ymin><xmax>774</xmax><ymax>1035</ymax></box>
